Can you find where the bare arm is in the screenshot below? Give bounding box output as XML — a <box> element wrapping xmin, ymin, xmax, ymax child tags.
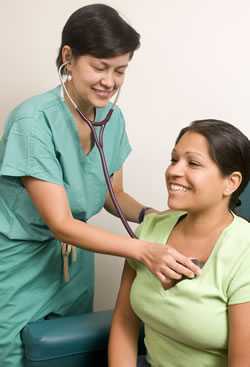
<box><xmin>108</xmin><ymin>261</ymin><xmax>140</xmax><ymax>367</ymax></box>
<box><xmin>104</xmin><ymin>168</ymin><xmax>155</xmax><ymax>223</ymax></box>
<box><xmin>228</xmin><ymin>302</ymin><xmax>250</xmax><ymax>366</ymax></box>
<box><xmin>22</xmin><ymin>177</ymin><xmax>140</xmax><ymax>258</ymax></box>
<box><xmin>22</xmin><ymin>177</ymin><xmax>201</xmax><ymax>288</ymax></box>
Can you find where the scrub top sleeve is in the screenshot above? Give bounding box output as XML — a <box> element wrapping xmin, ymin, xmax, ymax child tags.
<box><xmin>0</xmin><ymin>116</ymin><xmax>64</xmax><ymax>185</ymax></box>
<box><xmin>227</xmin><ymin>246</ymin><xmax>250</xmax><ymax>305</ymax></box>
<box><xmin>110</xmin><ymin>108</ymin><xmax>132</xmax><ymax>174</ymax></box>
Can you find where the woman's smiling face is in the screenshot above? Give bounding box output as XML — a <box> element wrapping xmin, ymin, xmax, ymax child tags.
<box><xmin>165</xmin><ymin>131</ymin><xmax>230</xmax><ymax>213</ymax></box>
<box><xmin>65</xmin><ymin>52</ymin><xmax>130</xmax><ymax>110</ymax></box>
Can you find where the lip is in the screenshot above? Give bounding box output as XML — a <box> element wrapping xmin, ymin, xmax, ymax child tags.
<box><xmin>92</xmin><ymin>88</ymin><xmax>114</xmax><ymax>99</ymax></box>
<box><xmin>168</xmin><ymin>182</ymin><xmax>191</xmax><ymax>192</ymax></box>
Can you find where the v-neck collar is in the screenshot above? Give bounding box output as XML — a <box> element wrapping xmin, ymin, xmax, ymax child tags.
<box><xmin>163</xmin><ymin>211</ymin><xmax>236</xmax><ymax>273</ymax></box>
<box><xmin>58</xmin><ymin>85</ymin><xmax>100</xmax><ymax>161</ymax></box>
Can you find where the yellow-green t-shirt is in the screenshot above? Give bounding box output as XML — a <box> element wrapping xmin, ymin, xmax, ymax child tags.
<box><xmin>129</xmin><ymin>211</ymin><xmax>250</xmax><ymax>367</ymax></box>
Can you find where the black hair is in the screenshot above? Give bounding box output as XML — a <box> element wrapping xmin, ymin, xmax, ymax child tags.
<box><xmin>175</xmin><ymin>119</ymin><xmax>250</xmax><ymax>210</ymax></box>
<box><xmin>56</xmin><ymin>4</ymin><xmax>140</xmax><ymax>69</ymax></box>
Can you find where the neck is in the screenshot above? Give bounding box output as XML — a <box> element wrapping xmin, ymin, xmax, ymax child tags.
<box><xmin>180</xmin><ymin>206</ymin><xmax>234</xmax><ymax>238</ymax></box>
<box><xmin>64</xmin><ymin>81</ymin><xmax>94</xmax><ymax>120</ymax></box>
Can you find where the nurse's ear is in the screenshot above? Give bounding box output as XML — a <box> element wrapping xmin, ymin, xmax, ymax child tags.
<box><xmin>62</xmin><ymin>45</ymin><xmax>73</xmax><ymax>65</ymax></box>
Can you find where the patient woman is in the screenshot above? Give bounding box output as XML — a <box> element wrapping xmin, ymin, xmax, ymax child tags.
<box><xmin>108</xmin><ymin>119</ymin><xmax>250</xmax><ymax>367</ymax></box>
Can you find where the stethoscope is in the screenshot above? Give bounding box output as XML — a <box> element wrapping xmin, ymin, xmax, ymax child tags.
<box><xmin>59</xmin><ymin>62</ymin><xmax>136</xmax><ymax>238</ymax></box>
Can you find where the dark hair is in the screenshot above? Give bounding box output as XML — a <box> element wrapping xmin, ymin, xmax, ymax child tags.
<box><xmin>56</xmin><ymin>4</ymin><xmax>140</xmax><ymax>69</ymax></box>
<box><xmin>176</xmin><ymin>119</ymin><xmax>250</xmax><ymax>210</ymax></box>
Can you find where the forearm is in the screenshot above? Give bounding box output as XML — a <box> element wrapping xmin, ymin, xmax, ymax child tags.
<box><xmin>228</xmin><ymin>303</ymin><xmax>250</xmax><ymax>367</ymax></box>
<box><xmin>108</xmin><ymin>314</ymin><xmax>140</xmax><ymax>367</ymax></box>
<box><xmin>22</xmin><ymin>177</ymin><xmax>201</xmax><ymax>289</ymax></box>
<box><xmin>52</xmin><ymin>216</ymin><xmax>144</xmax><ymax>259</ymax></box>
<box><xmin>229</xmin><ymin>362</ymin><xmax>250</xmax><ymax>367</ymax></box>
<box><xmin>108</xmin><ymin>262</ymin><xmax>141</xmax><ymax>367</ymax></box>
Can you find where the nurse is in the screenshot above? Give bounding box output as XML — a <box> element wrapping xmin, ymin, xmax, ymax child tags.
<box><xmin>0</xmin><ymin>4</ymin><xmax>199</xmax><ymax>366</ymax></box>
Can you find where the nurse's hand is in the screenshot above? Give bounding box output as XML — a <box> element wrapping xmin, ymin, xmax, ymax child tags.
<box><xmin>140</xmin><ymin>242</ymin><xmax>201</xmax><ymax>289</ymax></box>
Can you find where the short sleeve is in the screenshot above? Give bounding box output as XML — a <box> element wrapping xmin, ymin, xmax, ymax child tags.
<box><xmin>227</xmin><ymin>247</ymin><xmax>250</xmax><ymax>305</ymax></box>
<box><xmin>109</xmin><ymin>108</ymin><xmax>132</xmax><ymax>174</ymax></box>
<box><xmin>0</xmin><ymin>115</ymin><xmax>64</xmax><ymax>185</ymax></box>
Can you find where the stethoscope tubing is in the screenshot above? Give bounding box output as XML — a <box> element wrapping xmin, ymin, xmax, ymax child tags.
<box><xmin>59</xmin><ymin>63</ymin><xmax>136</xmax><ymax>238</ymax></box>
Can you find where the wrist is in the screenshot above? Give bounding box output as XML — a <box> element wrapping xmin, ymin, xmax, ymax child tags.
<box><xmin>138</xmin><ymin>207</ymin><xmax>153</xmax><ymax>223</ymax></box>
<box><xmin>135</xmin><ymin>240</ymin><xmax>152</xmax><ymax>267</ymax></box>
<box><xmin>129</xmin><ymin>239</ymin><xmax>146</xmax><ymax>263</ymax></box>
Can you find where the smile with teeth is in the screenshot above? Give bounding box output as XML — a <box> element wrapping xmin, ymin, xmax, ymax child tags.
<box><xmin>169</xmin><ymin>183</ymin><xmax>190</xmax><ymax>192</ymax></box>
<box><xmin>93</xmin><ymin>89</ymin><xmax>113</xmax><ymax>98</ymax></box>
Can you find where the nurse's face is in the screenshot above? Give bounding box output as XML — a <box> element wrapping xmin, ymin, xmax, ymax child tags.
<box><xmin>66</xmin><ymin>52</ymin><xmax>130</xmax><ymax>110</ymax></box>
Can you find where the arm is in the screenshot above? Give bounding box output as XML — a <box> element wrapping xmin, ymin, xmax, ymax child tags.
<box><xmin>228</xmin><ymin>302</ymin><xmax>250</xmax><ymax>366</ymax></box>
<box><xmin>104</xmin><ymin>168</ymin><xmax>156</xmax><ymax>223</ymax></box>
<box><xmin>108</xmin><ymin>261</ymin><xmax>140</xmax><ymax>367</ymax></box>
<box><xmin>22</xmin><ymin>177</ymin><xmax>201</xmax><ymax>288</ymax></box>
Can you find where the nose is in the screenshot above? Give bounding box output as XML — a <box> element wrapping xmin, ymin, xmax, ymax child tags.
<box><xmin>166</xmin><ymin>161</ymin><xmax>185</xmax><ymax>179</ymax></box>
<box><xmin>100</xmin><ymin>72</ymin><xmax>115</xmax><ymax>89</ymax></box>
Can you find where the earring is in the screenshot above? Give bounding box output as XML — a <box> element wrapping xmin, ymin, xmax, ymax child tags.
<box><xmin>65</xmin><ymin>66</ymin><xmax>72</xmax><ymax>82</ymax></box>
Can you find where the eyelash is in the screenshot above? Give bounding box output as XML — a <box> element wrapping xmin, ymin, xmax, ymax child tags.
<box><xmin>94</xmin><ymin>67</ymin><xmax>105</xmax><ymax>72</ymax></box>
<box><xmin>170</xmin><ymin>158</ymin><xmax>201</xmax><ymax>167</ymax></box>
<box><xmin>93</xmin><ymin>67</ymin><xmax>125</xmax><ymax>75</ymax></box>
<box><xmin>189</xmin><ymin>161</ymin><xmax>200</xmax><ymax>167</ymax></box>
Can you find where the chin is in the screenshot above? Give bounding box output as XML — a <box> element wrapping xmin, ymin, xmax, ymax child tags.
<box><xmin>94</xmin><ymin>100</ymin><xmax>110</xmax><ymax>108</ymax></box>
<box><xmin>168</xmin><ymin>200</ymin><xmax>187</xmax><ymax>211</ymax></box>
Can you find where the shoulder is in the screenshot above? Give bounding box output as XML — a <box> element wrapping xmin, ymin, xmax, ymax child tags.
<box><xmin>225</xmin><ymin>214</ymin><xmax>250</xmax><ymax>247</ymax></box>
<box><xmin>10</xmin><ymin>86</ymin><xmax>61</xmax><ymax>119</ymax></box>
<box><xmin>136</xmin><ymin>210</ymin><xmax>185</xmax><ymax>242</ymax></box>
<box><xmin>220</xmin><ymin>215</ymin><xmax>250</xmax><ymax>283</ymax></box>
<box><xmin>224</xmin><ymin>216</ymin><xmax>250</xmax><ymax>303</ymax></box>
<box><xmin>3</xmin><ymin>86</ymin><xmax>62</xmax><ymax>136</ymax></box>
<box><xmin>144</xmin><ymin>209</ymin><xmax>185</xmax><ymax>227</ymax></box>
<box><xmin>217</xmin><ymin>214</ymin><xmax>250</xmax><ymax>263</ymax></box>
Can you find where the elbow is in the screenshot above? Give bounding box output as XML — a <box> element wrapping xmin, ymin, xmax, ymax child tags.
<box><xmin>48</xmin><ymin>217</ymin><xmax>74</xmax><ymax>241</ymax></box>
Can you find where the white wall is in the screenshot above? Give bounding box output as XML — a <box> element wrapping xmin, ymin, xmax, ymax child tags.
<box><xmin>1</xmin><ymin>0</ymin><xmax>250</xmax><ymax>310</ymax></box>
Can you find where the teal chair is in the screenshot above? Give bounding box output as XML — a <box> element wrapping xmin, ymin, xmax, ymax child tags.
<box><xmin>237</xmin><ymin>184</ymin><xmax>250</xmax><ymax>220</ymax></box>
<box><xmin>22</xmin><ymin>310</ymin><xmax>112</xmax><ymax>366</ymax></box>
<box><xmin>22</xmin><ymin>310</ymin><xmax>145</xmax><ymax>366</ymax></box>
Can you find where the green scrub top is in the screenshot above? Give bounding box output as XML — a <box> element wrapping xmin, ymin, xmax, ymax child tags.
<box><xmin>0</xmin><ymin>86</ymin><xmax>131</xmax><ymax>366</ymax></box>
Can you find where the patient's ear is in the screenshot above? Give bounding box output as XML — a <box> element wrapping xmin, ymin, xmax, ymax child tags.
<box><xmin>223</xmin><ymin>171</ymin><xmax>242</xmax><ymax>197</ymax></box>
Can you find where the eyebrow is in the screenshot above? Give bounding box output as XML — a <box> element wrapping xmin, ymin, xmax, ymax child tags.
<box><xmin>97</xmin><ymin>60</ymin><xmax>129</xmax><ymax>69</ymax></box>
<box><xmin>172</xmin><ymin>149</ymin><xmax>205</xmax><ymax>158</ymax></box>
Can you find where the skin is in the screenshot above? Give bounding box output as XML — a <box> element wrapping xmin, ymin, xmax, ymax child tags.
<box><xmin>165</xmin><ymin>132</ymin><xmax>240</xmax><ymax>261</ymax></box>
<box><xmin>109</xmin><ymin>132</ymin><xmax>250</xmax><ymax>367</ymax></box>
<box><xmin>22</xmin><ymin>48</ymin><xmax>201</xmax><ymax>289</ymax></box>
<box><xmin>62</xmin><ymin>46</ymin><xmax>130</xmax><ymax>117</ymax></box>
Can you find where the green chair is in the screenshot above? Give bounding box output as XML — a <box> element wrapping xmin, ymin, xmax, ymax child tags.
<box><xmin>22</xmin><ymin>309</ymin><xmax>145</xmax><ymax>366</ymax></box>
<box><xmin>22</xmin><ymin>310</ymin><xmax>112</xmax><ymax>367</ymax></box>
<box><xmin>237</xmin><ymin>184</ymin><xmax>250</xmax><ymax>220</ymax></box>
